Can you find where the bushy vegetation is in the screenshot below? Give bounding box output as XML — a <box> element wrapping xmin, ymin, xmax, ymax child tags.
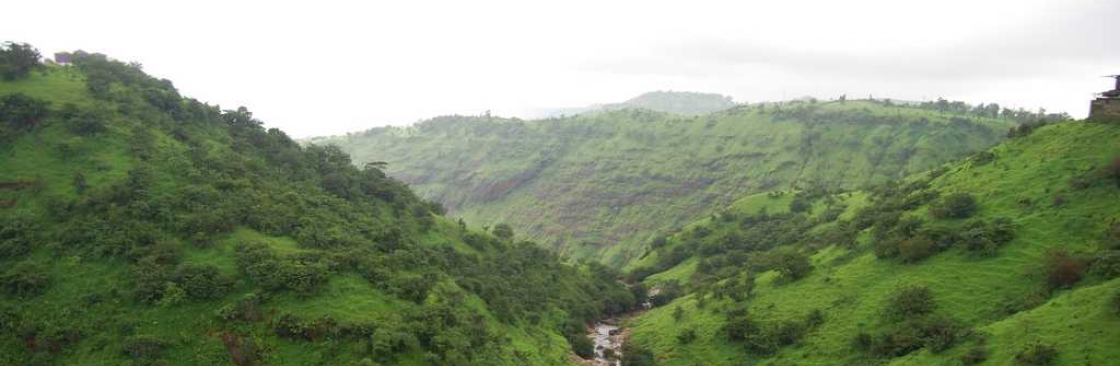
<box><xmin>929</xmin><ymin>192</ymin><xmax>977</xmax><ymax>219</ymax></box>
<box><xmin>1044</xmin><ymin>250</ymin><xmax>1088</xmax><ymax>291</ymax></box>
<box><xmin>0</xmin><ymin>45</ymin><xmax>635</xmax><ymax>365</ymax></box>
<box><xmin>1015</xmin><ymin>343</ymin><xmax>1059</xmax><ymax>365</ymax></box>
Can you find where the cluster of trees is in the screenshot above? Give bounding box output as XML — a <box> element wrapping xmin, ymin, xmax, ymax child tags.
<box><xmin>854</xmin><ymin>285</ymin><xmax>962</xmax><ymax>358</ymax></box>
<box><xmin>867</xmin><ymin>189</ymin><xmax>1014</xmax><ymax>261</ymax></box>
<box><xmin>0</xmin><ymin>93</ymin><xmax>50</xmax><ymax>140</ymax></box>
<box><xmin>722</xmin><ymin>307</ymin><xmax>825</xmax><ymax>355</ymax></box>
<box><xmin>0</xmin><ymin>42</ymin><xmax>41</xmax><ymax>80</ymax></box>
<box><xmin>906</xmin><ymin>97</ymin><xmax>1070</xmax><ymax>124</ymax></box>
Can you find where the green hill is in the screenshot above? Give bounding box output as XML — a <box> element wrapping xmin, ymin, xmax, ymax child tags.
<box><xmin>535</xmin><ymin>91</ymin><xmax>737</xmax><ymax>118</ymax></box>
<box><xmin>604</xmin><ymin>91</ymin><xmax>737</xmax><ymax>115</ymax></box>
<box><xmin>313</xmin><ymin>98</ymin><xmax>1047</xmax><ymax>267</ymax></box>
<box><xmin>624</xmin><ymin>118</ymin><xmax>1120</xmax><ymax>365</ymax></box>
<box><xmin>0</xmin><ymin>46</ymin><xmax>638</xmax><ymax>366</ymax></box>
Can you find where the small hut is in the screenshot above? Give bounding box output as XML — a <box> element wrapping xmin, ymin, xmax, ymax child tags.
<box><xmin>1089</xmin><ymin>75</ymin><xmax>1120</xmax><ymax>119</ymax></box>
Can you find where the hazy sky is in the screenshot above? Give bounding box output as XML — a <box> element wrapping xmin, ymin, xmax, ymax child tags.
<box><xmin>5</xmin><ymin>0</ymin><xmax>1118</xmax><ymax>137</ymax></box>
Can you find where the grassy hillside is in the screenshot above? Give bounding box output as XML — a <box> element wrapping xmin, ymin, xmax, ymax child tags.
<box><xmin>314</xmin><ymin>99</ymin><xmax>1046</xmax><ymax>267</ymax></box>
<box><xmin>0</xmin><ymin>48</ymin><xmax>639</xmax><ymax>366</ymax></box>
<box><xmin>626</xmin><ymin>119</ymin><xmax>1120</xmax><ymax>365</ymax></box>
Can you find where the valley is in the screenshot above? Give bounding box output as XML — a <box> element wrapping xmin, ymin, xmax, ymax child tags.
<box><xmin>3</xmin><ymin>38</ymin><xmax>1118</xmax><ymax>366</ymax></box>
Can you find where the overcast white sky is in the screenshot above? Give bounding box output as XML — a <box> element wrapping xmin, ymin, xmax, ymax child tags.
<box><xmin>5</xmin><ymin>0</ymin><xmax>1118</xmax><ymax>137</ymax></box>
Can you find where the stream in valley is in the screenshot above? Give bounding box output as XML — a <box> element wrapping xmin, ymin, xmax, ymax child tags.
<box><xmin>590</xmin><ymin>321</ymin><xmax>622</xmax><ymax>365</ymax></box>
<box><xmin>581</xmin><ymin>286</ymin><xmax>658</xmax><ymax>365</ymax></box>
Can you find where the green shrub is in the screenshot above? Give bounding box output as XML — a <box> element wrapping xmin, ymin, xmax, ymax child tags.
<box><xmin>929</xmin><ymin>192</ymin><xmax>977</xmax><ymax>219</ymax></box>
<box><xmin>569</xmin><ymin>333</ymin><xmax>594</xmax><ymax>359</ymax></box>
<box><xmin>872</xmin><ymin>236</ymin><xmax>902</xmax><ymax>259</ymax></box>
<box><xmin>961</xmin><ymin>346</ymin><xmax>989</xmax><ymax>365</ymax></box>
<box><xmin>769</xmin><ymin>320</ymin><xmax>807</xmax><ymax>347</ymax></box>
<box><xmin>173</xmin><ymin>264</ymin><xmax>232</xmax><ymax>300</ymax></box>
<box><xmin>867</xmin><ymin>323</ymin><xmax>923</xmax><ymax>357</ymax></box>
<box><xmin>0</xmin><ymin>262</ymin><xmax>50</xmax><ymax>297</ymax></box>
<box><xmin>0</xmin><ymin>217</ymin><xmax>34</xmax><ymax>260</ymax></box>
<box><xmin>387</xmin><ymin>272</ymin><xmax>437</xmax><ymax>303</ymax></box>
<box><xmin>236</xmin><ymin>243</ymin><xmax>330</xmax><ymax>295</ymax></box>
<box><xmin>0</xmin><ymin>93</ymin><xmax>50</xmax><ymax>138</ymax></box>
<box><xmin>865</xmin><ymin>316</ymin><xmax>960</xmax><ymax>357</ymax></box>
<box><xmin>771</xmin><ymin>250</ymin><xmax>812</xmax><ymax>281</ymax></box>
<box><xmin>899</xmin><ymin>236</ymin><xmax>938</xmax><ymax>262</ymax></box>
<box><xmin>1015</xmin><ymin>343</ymin><xmax>1058</xmax><ymax>365</ymax></box>
<box><xmin>886</xmin><ymin>285</ymin><xmax>936</xmax><ymax>321</ymax></box>
<box><xmin>789</xmin><ymin>196</ymin><xmax>811</xmax><ymax>213</ymax></box>
<box><xmin>960</xmin><ymin>218</ymin><xmax>1016</xmax><ymax>256</ymax></box>
<box><xmin>677</xmin><ymin>328</ymin><xmax>698</xmax><ymax>344</ymax></box>
<box><xmin>274</xmin><ymin>313</ymin><xmax>338</xmax><ymax>341</ymax></box>
<box><xmin>805</xmin><ymin>309</ymin><xmax>826</xmax><ymax>328</ymax></box>
<box><xmin>60</xmin><ymin>103</ymin><xmax>109</xmax><ymax>136</ymax></box>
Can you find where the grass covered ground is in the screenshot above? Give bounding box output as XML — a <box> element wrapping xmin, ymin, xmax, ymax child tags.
<box><xmin>627</xmin><ymin>120</ymin><xmax>1120</xmax><ymax>365</ymax></box>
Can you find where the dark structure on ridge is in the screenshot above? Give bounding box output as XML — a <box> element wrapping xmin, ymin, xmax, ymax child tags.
<box><xmin>1090</xmin><ymin>75</ymin><xmax>1120</xmax><ymax>118</ymax></box>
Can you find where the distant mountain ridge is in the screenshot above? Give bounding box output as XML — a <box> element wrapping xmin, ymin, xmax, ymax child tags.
<box><xmin>533</xmin><ymin>90</ymin><xmax>737</xmax><ymax>118</ymax></box>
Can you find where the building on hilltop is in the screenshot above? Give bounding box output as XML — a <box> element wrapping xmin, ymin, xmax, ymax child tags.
<box><xmin>1090</xmin><ymin>75</ymin><xmax>1120</xmax><ymax>119</ymax></box>
<box><xmin>53</xmin><ymin>52</ymin><xmax>71</xmax><ymax>65</ymax></box>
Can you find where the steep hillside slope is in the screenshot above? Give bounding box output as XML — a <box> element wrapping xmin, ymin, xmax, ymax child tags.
<box><xmin>0</xmin><ymin>48</ymin><xmax>637</xmax><ymax>366</ymax></box>
<box><xmin>626</xmin><ymin>119</ymin><xmax>1120</xmax><ymax>365</ymax></box>
<box><xmin>315</xmin><ymin>100</ymin><xmax>1042</xmax><ymax>266</ymax></box>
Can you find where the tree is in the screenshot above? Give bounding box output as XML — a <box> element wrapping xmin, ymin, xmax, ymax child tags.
<box><xmin>0</xmin><ymin>93</ymin><xmax>51</xmax><ymax>134</ymax></box>
<box><xmin>0</xmin><ymin>42</ymin><xmax>41</xmax><ymax>80</ymax></box>
<box><xmin>773</xmin><ymin>250</ymin><xmax>812</xmax><ymax>280</ymax></box>
<box><xmin>1015</xmin><ymin>343</ymin><xmax>1058</xmax><ymax>365</ymax></box>
<box><xmin>174</xmin><ymin>264</ymin><xmax>232</xmax><ymax>300</ymax></box>
<box><xmin>898</xmin><ymin>236</ymin><xmax>938</xmax><ymax>262</ymax></box>
<box><xmin>929</xmin><ymin>192</ymin><xmax>977</xmax><ymax>219</ymax></box>
<box><xmin>886</xmin><ymin>285</ymin><xmax>936</xmax><ymax>320</ymax></box>
<box><xmin>61</xmin><ymin>103</ymin><xmax>108</xmax><ymax>136</ymax></box>
<box><xmin>491</xmin><ymin>223</ymin><xmax>514</xmax><ymax>240</ymax></box>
